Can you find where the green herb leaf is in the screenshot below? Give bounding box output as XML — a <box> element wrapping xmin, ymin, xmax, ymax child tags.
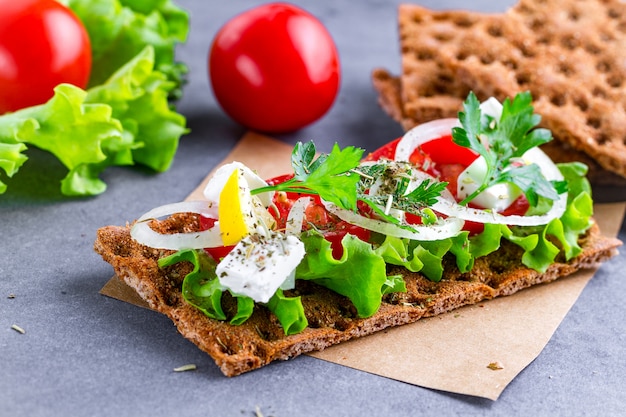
<box><xmin>291</xmin><ymin>141</ymin><xmax>325</xmax><ymax>180</ymax></box>
<box><xmin>357</xmin><ymin>162</ymin><xmax>448</xmax><ymax>226</ymax></box>
<box><xmin>253</xmin><ymin>141</ymin><xmax>363</xmax><ymax>210</ymax></box>
<box><xmin>452</xmin><ymin>91</ymin><xmax>562</xmax><ymax>207</ymax></box>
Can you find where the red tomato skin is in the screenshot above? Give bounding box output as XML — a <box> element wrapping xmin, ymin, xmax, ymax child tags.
<box><xmin>418</xmin><ymin>135</ymin><xmax>478</xmax><ymax>167</ymax></box>
<box><xmin>365</xmin><ymin>135</ymin><xmax>477</xmax><ymax>167</ymax></box>
<box><xmin>367</xmin><ymin>134</ymin><xmax>530</xmax><ymax>235</ymax></box>
<box><xmin>0</xmin><ymin>0</ymin><xmax>91</xmax><ymax>114</ymax></box>
<box><xmin>199</xmin><ymin>216</ymin><xmax>235</xmax><ymax>261</ymax></box>
<box><xmin>209</xmin><ymin>3</ymin><xmax>340</xmax><ymax>133</ymax></box>
<box><xmin>364</xmin><ymin>138</ymin><xmax>400</xmax><ymax>161</ymax></box>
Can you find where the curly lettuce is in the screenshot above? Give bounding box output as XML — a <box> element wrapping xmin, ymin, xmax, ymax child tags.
<box><xmin>0</xmin><ymin>47</ymin><xmax>187</xmax><ymax>196</ymax></box>
<box><xmin>0</xmin><ymin>1</ymin><xmax>189</xmax><ymax>196</ymax></box>
<box><xmin>61</xmin><ymin>0</ymin><xmax>189</xmax><ymax>97</ymax></box>
<box><xmin>158</xmin><ymin>249</ymin><xmax>309</xmax><ymax>336</ymax></box>
<box><xmin>297</xmin><ymin>233</ymin><xmax>406</xmax><ymax>317</ymax></box>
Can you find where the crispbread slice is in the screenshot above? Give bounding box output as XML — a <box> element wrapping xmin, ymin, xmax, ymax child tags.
<box><xmin>380</xmin><ymin>0</ymin><xmax>626</xmax><ymax>179</ymax></box>
<box><xmin>372</xmin><ymin>68</ymin><xmax>626</xmax><ymax>186</ymax></box>
<box><xmin>94</xmin><ymin>214</ymin><xmax>620</xmax><ymax>377</ymax></box>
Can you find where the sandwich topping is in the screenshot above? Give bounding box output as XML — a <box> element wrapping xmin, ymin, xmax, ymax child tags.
<box><xmin>130</xmin><ymin>92</ymin><xmax>594</xmax><ymax>335</ymax></box>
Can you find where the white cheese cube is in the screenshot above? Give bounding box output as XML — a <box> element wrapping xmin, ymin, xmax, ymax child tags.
<box><xmin>216</xmin><ymin>232</ymin><xmax>305</xmax><ymax>303</ymax></box>
<box><xmin>457</xmin><ymin>156</ymin><xmax>522</xmax><ymax>212</ymax></box>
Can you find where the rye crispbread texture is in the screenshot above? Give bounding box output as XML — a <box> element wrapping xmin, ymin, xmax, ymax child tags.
<box><xmin>373</xmin><ymin>0</ymin><xmax>626</xmax><ymax>183</ymax></box>
<box><xmin>94</xmin><ymin>213</ymin><xmax>621</xmax><ymax>376</ymax></box>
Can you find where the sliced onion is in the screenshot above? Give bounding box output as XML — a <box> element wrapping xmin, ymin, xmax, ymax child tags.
<box><xmin>431</xmin><ymin>196</ymin><xmax>567</xmax><ymax>227</ymax></box>
<box><xmin>395</xmin><ymin>114</ymin><xmax>567</xmax><ymax>226</ymax></box>
<box><xmin>394</xmin><ymin>118</ymin><xmax>460</xmax><ymax>162</ymax></box>
<box><xmin>322</xmin><ymin>199</ymin><xmax>464</xmax><ymax>241</ymax></box>
<box><xmin>431</xmin><ymin>147</ymin><xmax>568</xmax><ymax>226</ymax></box>
<box><xmin>130</xmin><ymin>201</ymin><xmax>224</xmax><ymax>250</ymax></box>
<box><xmin>285</xmin><ymin>196</ymin><xmax>311</xmax><ymax>236</ymax></box>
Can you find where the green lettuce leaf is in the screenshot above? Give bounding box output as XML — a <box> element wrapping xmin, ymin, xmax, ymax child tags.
<box><xmin>296</xmin><ymin>232</ymin><xmax>401</xmax><ymax>318</ymax></box>
<box><xmin>0</xmin><ymin>46</ymin><xmax>187</xmax><ymax>196</ymax></box>
<box><xmin>0</xmin><ymin>142</ymin><xmax>28</xmax><ymax>193</ymax></box>
<box><xmin>158</xmin><ymin>249</ymin><xmax>307</xmax><ymax>335</ymax></box>
<box><xmin>86</xmin><ymin>46</ymin><xmax>188</xmax><ymax>172</ymax></box>
<box><xmin>376</xmin><ymin>232</ymin><xmax>472</xmax><ymax>281</ymax></box>
<box><xmin>375</xmin><ymin>235</ymin><xmax>424</xmax><ymax>273</ymax></box>
<box><xmin>230</xmin><ymin>297</ymin><xmax>255</xmax><ymax>326</ymax></box>
<box><xmin>447</xmin><ymin>231</ymin><xmax>473</xmax><ymax>273</ymax></box>
<box><xmin>62</xmin><ymin>0</ymin><xmax>189</xmax><ymax>98</ymax></box>
<box><xmin>0</xmin><ymin>84</ymin><xmax>126</xmax><ymax>195</ymax></box>
<box><xmin>464</xmin><ymin>163</ymin><xmax>593</xmax><ymax>273</ymax></box>
<box><xmin>266</xmin><ymin>289</ymin><xmax>308</xmax><ymax>335</ymax></box>
<box><xmin>159</xmin><ymin>249</ymin><xmax>227</xmax><ymax>320</ymax></box>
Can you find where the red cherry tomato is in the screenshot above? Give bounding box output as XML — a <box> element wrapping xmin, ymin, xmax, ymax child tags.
<box><xmin>208</xmin><ymin>3</ymin><xmax>340</xmax><ymax>133</ymax></box>
<box><xmin>0</xmin><ymin>0</ymin><xmax>92</xmax><ymax>114</ymax></box>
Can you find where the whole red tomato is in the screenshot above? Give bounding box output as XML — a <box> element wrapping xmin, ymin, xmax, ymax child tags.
<box><xmin>0</xmin><ymin>0</ymin><xmax>92</xmax><ymax>114</ymax></box>
<box><xmin>209</xmin><ymin>3</ymin><xmax>340</xmax><ymax>133</ymax></box>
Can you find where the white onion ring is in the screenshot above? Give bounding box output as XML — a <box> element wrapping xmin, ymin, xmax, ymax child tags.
<box><xmin>321</xmin><ymin>199</ymin><xmax>464</xmax><ymax>241</ymax></box>
<box><xmin>421</xmin><ymin>147</ymin><xmax>568</xmax><ymax>226</ymax></box>
<box><xmin>285</xmin><ymin>197</ymin><xmax>311</xmax><ymax>236</ymax></box>
<box><xmin>431</xmin><ymin>195</ymin><xmax>567</xmax><ymax>226</ymax></box>
<box><xmin>130</xmin><ymin>201</ymin><xmax>224</xmax><ymax>250</ymax></box>
<box><xmin>395</xmin><ymin>115</ymin><xmax>567</xmax><ymax>226</ymax></box>
<box><xmin>394</xmin><ymin>118</ymin><xmax>462</xmax><ymax>162</ymax></box>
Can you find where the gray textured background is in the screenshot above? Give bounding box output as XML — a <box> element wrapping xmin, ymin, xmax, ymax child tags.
<box><xmin>2</xmin><ymin>1</ymin><xmax>625</xmax><ymax>416</ymax></box>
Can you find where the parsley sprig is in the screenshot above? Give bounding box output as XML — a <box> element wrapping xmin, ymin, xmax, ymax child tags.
<box><xmin>452</xmin><ymin>91</ymin><xmax>567</xmax><ymax>206</ymax></box>
<box><xmin>252</xmin><ymin>142</ymin><xmax>448</xmax><ymax>224</ymax></box>
<box><xmin>356</xmin><ymin>163</ymin><xmax>447</xmax><ymax>225</ymax></box>
<box><xmin>251</xmin><ymin>141</ymin><xmax>363</xmax><ymax>210</ymax></box>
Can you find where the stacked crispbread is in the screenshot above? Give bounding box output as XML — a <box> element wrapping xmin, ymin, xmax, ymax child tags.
<box><xmin>373</xmin><ymin>0</ymin><xmax>626</xmax><ymax>184</ymax></box>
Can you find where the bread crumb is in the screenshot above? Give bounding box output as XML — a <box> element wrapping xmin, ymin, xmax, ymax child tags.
<box><xmin>487</xmin><ymin>361</ymin><xmax>503</xmax><ymax>370</ymax></box>
<box><xmin>11</xmin><ymin>324</ymin><xmax>25</xmax><ymax>334</ymax></box>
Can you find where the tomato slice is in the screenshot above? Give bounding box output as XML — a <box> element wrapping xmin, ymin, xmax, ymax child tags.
<box><xmin>322</xmin><ymin>221</ymin><xmax>371</xmax><ymax>260</ymax></box>
<box><xmin>266</xmin><ymin>174</ymin><xmax>372</xmax><ymax>258</ymax></box>
<box><xmin>364</xmin><ymin>137</ymin><xmax>400</xmax><ymax>161</ymax></box>
<box><xmin>418</xmin><ymin>135</ymin><xmax>478</xmax><ymax>167</ymax></box>
<box><xmin>199</xmin><ymin>215</ymin><xmax>235</xmax><ymax>261</ymax></box>
<box><xmin>367</xmin><ymin>132</ymin><xmax>531</xmax><ymax>235</ymax></box>
<box><xmin>366</xmin><ymin>135</ymin><xmax>477</xmax><ymax>166</ymax></box>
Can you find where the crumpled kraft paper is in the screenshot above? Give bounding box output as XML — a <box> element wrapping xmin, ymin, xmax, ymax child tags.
<box><xmin>100</xmin><ymin>131</ymin><xmax>625</xmax><ymax>400</ymax></box>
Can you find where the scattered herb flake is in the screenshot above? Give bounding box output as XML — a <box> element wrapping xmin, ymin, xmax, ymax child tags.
<box><xmin>173</xmin><ymin>364</ymin><xmax>197</xmax><ymax>372</ymax></box>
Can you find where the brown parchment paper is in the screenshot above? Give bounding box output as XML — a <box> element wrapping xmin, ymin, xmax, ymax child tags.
<box><xmin>100</xmin><ymin>131</ymin><xmax>625</xmax><ymax>400</ymax></box>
